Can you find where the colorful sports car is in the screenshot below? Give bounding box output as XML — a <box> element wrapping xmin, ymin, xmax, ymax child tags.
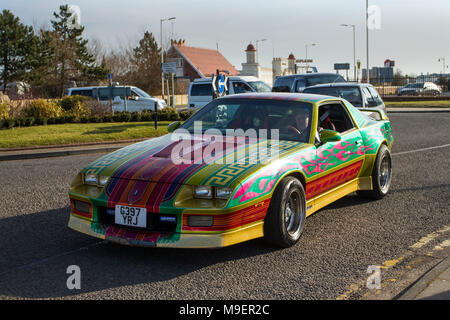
<box><xmin>68</xmin><ymin>93</ymin><xmax>393</xmax><ymax>248</ymax></box>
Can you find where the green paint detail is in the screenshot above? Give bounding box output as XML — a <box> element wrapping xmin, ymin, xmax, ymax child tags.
<box><xmin>91</xmin><ymin>221</ymin><xmax>106</xmax><ymax>235</ymax></box>
<box><xmin>157</xmin><ymin>232</ymin><xmax>181</xmax><ymax>244</ymax></box>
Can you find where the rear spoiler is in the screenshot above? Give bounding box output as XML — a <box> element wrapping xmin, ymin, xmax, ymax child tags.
<box><xmin>359</xmin><ymin>108</ymin><xmax>388</xmax><ymax>121</ymax></box>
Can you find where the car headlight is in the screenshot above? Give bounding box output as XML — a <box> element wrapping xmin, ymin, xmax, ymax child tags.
<box><xmin>216</xmin><ymin>187</ymin><xmax>233</xmax><ymax>200</ymax></box>
<box><xmin>98</xmin><ymin>176</ymin><xmax>109</xmax><ymax>186</ymax></box>
<box><xmin>193</xmin><ymin>186</ymin><xmax>233</xmax><ymax>200</ymax></box>
<box><xmin>84</xmin><ymin>174</ymin><xmax>98</xmax><ymax>185</ymax></box>
<box><xmin>84</xmin><ymin>174</ymin><xmax>109</xmax><ymax>187</ymax></box>
<box><xmin>194</xmin><ymin>186</ymin><xmax>213</xmax><ymax>199</ymax></box>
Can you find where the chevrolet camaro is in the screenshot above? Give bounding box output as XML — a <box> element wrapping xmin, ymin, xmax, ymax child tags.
<box><xmin>68</xmin><ymin>93</ymin><xmax>393</xmax><ymax>248</ymax></box>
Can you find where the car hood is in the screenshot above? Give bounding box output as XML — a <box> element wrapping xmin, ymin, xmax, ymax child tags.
<box><xmin>82</xmin><ymin>134</ymin><xmax>305</xmax><ymax>188</ymax></box>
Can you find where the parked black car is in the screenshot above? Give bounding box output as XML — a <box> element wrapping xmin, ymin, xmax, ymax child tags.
<box><xmin>272</xmin><ymin>73</ymin><xmax>346</xmax><ymax>93</ymax></box>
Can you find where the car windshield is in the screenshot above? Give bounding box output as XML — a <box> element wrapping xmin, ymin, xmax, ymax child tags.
<box><xmin>272</xmin><ymin>77</ymin><xmax>295</xmax><ymax>92</ymax></box>
<box><xmin>248</xmin><ymin>81</ymin><xmax>272</xmax><ymax>92</ymax></box>
<box><xmin>305</xmin><ymin>74</ymin><xmax>346</xmax><ymax>87</ymax></box>
<box><xmin>180</xmin><ymin>98</ymin><xmax>313</xmax><ymax>142</ymax></box>
<box><xmin>132</xmin><ymin>87</ymin><xmax>152</xmax><ymax>98</ymax></box>
<box><xmin>304</xmin><ymin>86</ymin><xmax>362</xmax><ymax>107</ymax></box>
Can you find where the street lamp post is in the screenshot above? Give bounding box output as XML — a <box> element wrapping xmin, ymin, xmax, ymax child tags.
<box><xmin>255</xmin><ymin>38</ymin><xmax>267</xmax><ymax>63</ymax></box>
<box><xmin>341</xmin><ymin>24</ymin><xmax>356</xmax><ymax>82</ymax></box>
<box><xmin>366</xmin><ymin>0</ymin><xmax>370</xmax><ymax>83</ymax></box>
<box><xmin>438</xmin><ymin>57</ymin><xmax>447</xmax><ymax>75</ymax></box>
<box><xmin>160</xmin><ymin>17</ymin><xmax>176</xmax><ymax>101</ymax></box>
<box><xmin>305</xmin><ymin>43</ymin><xmax>317</xmax><ymax>68</ymax></box>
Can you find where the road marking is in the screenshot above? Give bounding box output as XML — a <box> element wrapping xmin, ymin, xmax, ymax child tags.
<box><xmin>336</xmin><ymin>256</ymin><xmax>405</xmax><ymax>300</ymax></box>
<box><xmin>379</xmin><ymin>257</ymin><xmax>404</xmax><ymax>269</ymax></box>
<box><xmin>392</xmin><ymin>144</ymin><xmax>450</xmax><ymax>156</ymax></box>
<box><xmin>409</xmin><ymin>226</ymin><xmax>450</xmax><ymax>250</ymax></box>
<box><xmin>336</xmin><ymin>225</ymin><xmax>450</xmax><ymax>300</ymax></box>
<box><xmin>428</xmin><ymin>239</ymin><xmax>450</xmax><ymax>255</ymax></box>
<box><xmin>433</xmin><ymin>239</ymin><xmax>450</xmax><ymax>250</ymax></box>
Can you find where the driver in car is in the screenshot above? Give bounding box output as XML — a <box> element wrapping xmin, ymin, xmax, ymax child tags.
<box><xmin>287</xmin><ymin>112</ymin><xmax>310</xmax><ymax>141</ymax></box>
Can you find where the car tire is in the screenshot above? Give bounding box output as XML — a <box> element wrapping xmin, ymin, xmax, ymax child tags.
<box><xmin>264</xmin><ymin>176</ymin><xmax>306</xmax><ymax>248</ymax></box>
<box><xmin>357</xmin><ymin>144</ymin><xmax>392</xmax><ymax>200</ymax></box>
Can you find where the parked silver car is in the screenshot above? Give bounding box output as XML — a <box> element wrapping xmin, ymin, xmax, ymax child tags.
<box><xmin>397</xmin><ymin>82</ymin><xmax>441</xmax><ymax>96</ymax></box>
<box><xmin>303</xmin><ymin>83</ymin><xmax>386</xmax><ymax>113</ymax></box>
<box><xmin>68</xmin><ymin>85</ymin><xmax>167</xmax><ymax>112</ymax></box>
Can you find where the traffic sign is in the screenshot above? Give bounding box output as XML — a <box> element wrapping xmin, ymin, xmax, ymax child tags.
<box><xmin>161</xmin><ymin>62</ymin><xmax>177</xmax><ymax>74</ymax></box>
<box><xmin>334</xmin><ymin>63</ymin><xmax>350</xmax><ymax>70</ymax></box>
<box><xmin>217</xmin><ymin>74</ymin><xmax>225</xmax><ymax>94</ymax></box>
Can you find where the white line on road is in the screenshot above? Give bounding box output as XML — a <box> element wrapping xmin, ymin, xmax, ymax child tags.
<box><xmin>392</xmin><ymin>143</ymin><xmax>450</xmax><ymax>156</ymax></box>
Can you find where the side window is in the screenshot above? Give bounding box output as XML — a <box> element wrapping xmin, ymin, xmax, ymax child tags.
<box><xmin>295</xmin><ymin>78</ymin><xmax>307</xmax><ymax>92</ymax></box>
<box><xmin>232</xmin><ymin>82</ymin><xmax>253</xmax><ymax>94</ymax></box>
<box><xmin>362</xmin><ymin>87</ymin><xmax>377</xmax><ymax>107</ymax></box>
<box><xmin>130</xmin><ymin>89</ymin><xmax>140</xmax><ymax>99</ymax></box>
<box><xmin>318</xmin><ymin>103</ymin><xmax>355</xmax><ymax>133</ymax></box>
<box><xmin>191</xmin><ymin>84</ymin><xmax>213</xmax><ymax>96</ymax></box>
<box><xmin>368</xmin><ymin>87</ymin><xmax>383</xmax><ymax>105</ymax></box>
<box><xmin>71</xmin><ymin>90</ymin><xmax>92</xmax><ymax>97</ymax></box>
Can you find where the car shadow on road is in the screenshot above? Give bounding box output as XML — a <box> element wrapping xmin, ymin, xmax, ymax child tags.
<box><xmin>0</xmin><ymin>206</ymin><xmax>281</xmax><ymax>299</ymax></box>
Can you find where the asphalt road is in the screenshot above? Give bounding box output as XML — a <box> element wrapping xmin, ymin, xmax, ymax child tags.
<box><xmin>0</xmin><ymin>113</ymin><xmax>449</xmax><ymax>300</ymax></box>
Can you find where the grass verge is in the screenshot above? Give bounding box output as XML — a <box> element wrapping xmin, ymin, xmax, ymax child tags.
<box><xmin>385</xmin><ymin>100</ymin><xmax>450</xmax><ymax>108</ymax></box>
<box><xmin>0</xmin><ymin>121</ymin><xmax>171</xmax><ymax>149</ymax></box>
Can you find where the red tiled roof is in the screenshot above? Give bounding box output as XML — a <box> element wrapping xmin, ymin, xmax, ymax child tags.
<box><xmin>173</xmin><ymin>44</ymin><xmax>239</xmax><ymax>77</ymax></box>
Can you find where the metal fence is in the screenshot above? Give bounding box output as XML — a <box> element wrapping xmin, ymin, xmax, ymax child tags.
<box><xmin>365</xmin><ymin>74</ymin><xmax>450</xmax><ymax>97</ymax></box>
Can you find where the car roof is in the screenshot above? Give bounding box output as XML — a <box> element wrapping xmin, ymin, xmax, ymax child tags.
<box><xmin>192</xmin><ymin>76</ymin><xmax>259</xmax><ymax>83</ymax></box>
<box><xmin>216</xmin><ymin>92</ymin><xmax>342</xmax><ymax>104</ymax></box>
<box><xmin>275</xmin><ymin>73</ymin><xmax>342</xmax><ymax>80</ymax></box>
<box><xmin>305</xmin><ymin>82</ymin><xmax>371</xmax><ymax>89</ymax></box>
<box><xmin>68</xmin><ymin>86</ymin><xmax>138</xmax><ymax>90</ymax></box>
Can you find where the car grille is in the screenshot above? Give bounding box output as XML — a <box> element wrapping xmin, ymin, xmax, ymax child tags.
<box><xmin>97</xmin><ymin>207</ymin><xmax>177</xmax><ymax>232</ymax></box>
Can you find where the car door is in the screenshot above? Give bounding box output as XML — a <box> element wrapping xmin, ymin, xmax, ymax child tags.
<box><xmin>230</xmin><ymin>81</ymin><xmax>254</xmax><ymax>94</ymax></box>
<box><xmin>294</xmin><ymin>78</ymin><xmax>307</xmax><ymax>92</ymax></box>
<box><xmin>127</xmin><ymin>89</ymin><xmax>149</xmax><ymax>112</ymax></box>
<box><xmin>361</xmin><ymin>87</ymin><xmax>377</xmax><ymax>108</ymax></box>
<box><xmin>368</xmin><ymin>86</ymin><xmax>386</xmax><ymax>111</ymax></box>
<box><xmin>189</xmin><ymin>83</ymin><xmax>213</xmax><ymax>109</ymax></box>
<box><xmin>310</xmin><ymin>102</ymin><xmax>364</xmax><ymax>205</ymax></box>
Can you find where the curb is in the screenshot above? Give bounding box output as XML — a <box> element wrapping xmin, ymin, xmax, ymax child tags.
<box><xmin>387</xmin><ymin>109</ymin><xmax>450</xmax><ymax>114</ymax></box>
<box><xmin>395</xmin><ymin>255</ymin><xmax>450</xmax><ymax>300</ymax></box>
<box><xmin>0</xmin><ymin>145</ymin><xmax>126</xmax><ymax>161</ymax></box>
<box><xmin>0</xmin><ymin>138</ymin><xmax>147</xmax><ymax>152</ymax></box>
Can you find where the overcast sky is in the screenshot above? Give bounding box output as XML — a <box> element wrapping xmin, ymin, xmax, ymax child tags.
<box><xmin>3</xmin><ymin>0</ymin><xmax>450</xmax><ymax>76</ymax></box>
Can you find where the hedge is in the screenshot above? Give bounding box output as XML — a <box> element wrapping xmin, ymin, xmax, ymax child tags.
<box><xmin>0</xmin><ymin>108</ymin><xmax>196</xmax><ymax>129</ymax></box>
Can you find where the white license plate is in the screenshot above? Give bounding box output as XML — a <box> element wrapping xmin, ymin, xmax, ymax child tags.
<box><xmin>115</xmin><ymin>205</ymin><xmax>147</xmax><ymax>228</ymax></box>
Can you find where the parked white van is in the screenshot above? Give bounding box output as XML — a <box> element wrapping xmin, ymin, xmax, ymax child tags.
<box><xmin>67</xmin><ymin>85</ymin><xmax>167</xmax><ymax>112</ymax></box>
<box><xmin>187</xmin><ymin>76</ymin><xmax>271</xmax><ymax>109</ymax></box>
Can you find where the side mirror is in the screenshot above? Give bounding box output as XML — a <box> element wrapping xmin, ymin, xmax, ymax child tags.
<box><xmin>168</xmin><ymin>121</ymin><xmax>181</xmax><ymax>133</ymax></box>
<box><xmin>319</xmin><ymin>129</ymin><xmax>341</xmax><ymax>143</ymax></box>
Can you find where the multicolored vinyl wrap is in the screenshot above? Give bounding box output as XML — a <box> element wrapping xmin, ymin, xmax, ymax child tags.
<box><xmin>68</xmin><ymin>95</ymin><xmax>393</xmax><ymax>248</ymax></box>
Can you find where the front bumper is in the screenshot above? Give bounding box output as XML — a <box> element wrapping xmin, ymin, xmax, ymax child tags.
<box><xmin>68</xmin><ymin>214</ymin><xmax>264</xmax><ymax>248</ymax></box>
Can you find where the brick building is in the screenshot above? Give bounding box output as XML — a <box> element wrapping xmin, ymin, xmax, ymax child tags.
<box><xmin>167</xmin><ymin>40</ymin><xmax>239</xmax><ymax>82</ymax></box>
